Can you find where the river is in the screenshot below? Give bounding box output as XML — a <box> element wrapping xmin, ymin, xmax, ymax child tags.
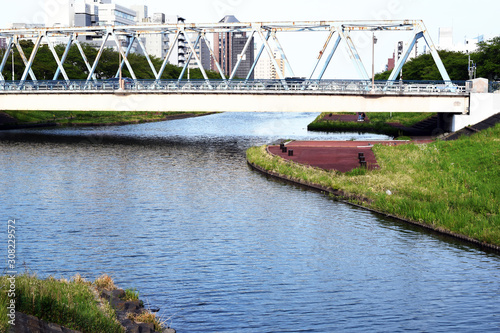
<box><xmin>1</xmin><ymin>112</ymin><xmax>499</xmax><ymax>332</ymax></box>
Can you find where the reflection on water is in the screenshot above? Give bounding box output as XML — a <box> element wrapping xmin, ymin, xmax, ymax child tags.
<box><xmin>1</xmin><ymin>112</ymin><xmax>499</xmax><ymax>332</ymax></box>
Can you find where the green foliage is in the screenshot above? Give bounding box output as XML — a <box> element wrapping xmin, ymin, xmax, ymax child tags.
<box><xmin>2</xmin><ymin>110</ymin><xmax>205</xmax><ymax>126</ymax></box>
<box><xmin>474</xmin><ymin>36</ymin><xmax>500</xmax><ymax>80</ymax></box>
<box><xmin>344</xmin><ymin>167</ymin><xmax>368</xmax><ymax>176</ymax></box>
<box><xmin>308</xmin><ymin>112</ymin><xmax>435</xmax><ymax>135</ymax></box>
<box><xmin>0</xmin><ymin>278</ymin><xmax>9</xmax><ymax>332</ymax></box>
<box><xmin>0</xmin><ymin>41</ymin><xmax>221</xmax><ymax>81</ymax></box>
<box><xmin>375</xmin><ymin>50</ymin><xmax>469</xmax><ymax>81</ymax></box>
<box><xmin>375</xmin><ymin>36</ymin><xmax>500</xmax><ymax>81</ymax></box>
<box><xmin>248</xmin><ymin>123</ymin><xmax>500</xmax><ymax>246</ymax></box>
<box><xmin>0</xmin><ymin>273</ymin><xmax>124</xmax><ymax>332</ymax></box>
<box><xmin>123</xmin><ymin>288</ymin><xmax>139</xmax><ymax>301</ymax></box>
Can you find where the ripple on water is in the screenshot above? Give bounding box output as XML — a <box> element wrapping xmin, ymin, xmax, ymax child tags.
<box><xmin>1</xmin><ymin>113</ymin><xmax>499</xmax><ymax>333</ymax></box>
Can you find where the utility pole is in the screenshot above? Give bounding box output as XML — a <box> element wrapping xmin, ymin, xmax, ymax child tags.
<box><xmin>397</xmin><ymin>41</ymin><xmax>403</xmax><ymax>82</ymax></box>
<box><xmin>119</xmin><ymin>49</ymin><xmax>123</xmax><ymax>90</ymax></box>
<box><xmin>11</xmin><ymin>49</ymin><xmax>14</xmax><ymax>81</ymax></box>
<box><xmin>468</xmin><ymin>55</ymin><xmax>477</xmax><ymax>80</ymax></box>
<box><xmin>371</xmin><ymin>32</ymin><xmax>377</xmax><ymax>91</ymax></box>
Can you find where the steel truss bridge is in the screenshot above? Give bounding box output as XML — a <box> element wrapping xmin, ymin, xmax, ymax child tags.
<box><xmin>0</xmin><ymin>20</ymin><xmax>472</xmax><ymax>116</ymax></box>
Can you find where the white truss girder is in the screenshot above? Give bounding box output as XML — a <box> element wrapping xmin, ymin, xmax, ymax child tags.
<box><xmin>0</xmin><ymin>20</ymin><xmax>451</xmax><ymax>84</ymax></box>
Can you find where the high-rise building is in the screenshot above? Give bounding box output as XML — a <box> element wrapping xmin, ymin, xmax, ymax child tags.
<box><xmin>438</xmin><ymin>27</ymin><xmax>483</xmax><ymax>53</ymax></box>
<box><xmin>136</xmin><ymin>10</ymin><xmax>170</xmax><ymax>60</ymax></box>
<box><xmin>44</xmin><ymin>0</ymin><xmax>135</xmax><ymax>28</ymax></box>
<box><xmin>74</xmin><ymin>1</ymin><xmax>99</xmax><ymax>27</ymax></box>
<box><xmin>131</xmin><ymin>9</ymin><xmax>188</xmax><ymax>67</ymax></box>
<box><xmin>386</xmin><ymin>40</ymin><xmax>418</xmax><ymax>73</ymax></box>
<box><xmin>438</xmin><ymin>27</ymin><xmax>454</xmax><ymax>50</ymax></box>
<box><xmin>213</xmin><ymin>15</ymin><xmax>254</xmax><ymax>79</ymax></box>
<box><xmin>254</xmin><ymin>49</ymin><xmax>285</xmax><ymax>80</ymax></box>
<box><xmin>186</xmin><ymin>33</ymin><xmax>211</xmax><ymax>71</ymax></box>
<box><xmin>130</xmin><ymin>4</ymin><xmax>148</xmax><ymax>23</ymax></box>
<box><xmin>44</xmin><ymin>0</ymin><xmax>76</xmax><ymax>27</ymax></box>
<box><xmin>40</xmin><ymin>1</ymin><xmax>194</xmax><ymax>68</ymax></box>
<box><xmin>97</xmin><ymin>0</ymin><xmax>136</xmax><ymax>26</ymax></box>
<box><xmin>165</xmin><ymin>15</ymin><xmax>186</xmax><ymax>66</ymax></box>
<box><xmin>143</xmin><ymin>29</ymin><xmax>170</xmax><ymax>60</ymax></box>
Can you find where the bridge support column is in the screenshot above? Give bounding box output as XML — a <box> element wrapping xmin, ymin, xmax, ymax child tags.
<box><xmin>451</xmin><ymin>93</ymin><xmax>500</xmax><ymax>132</ymax></box>
<box><xmin>436</xmin><ymin>113</ymin><xmax>456</xmax><ymax>134</ymax></box>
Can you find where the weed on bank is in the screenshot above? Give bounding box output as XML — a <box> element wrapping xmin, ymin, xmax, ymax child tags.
<box><xmin>0</xmin><ymin>273</ymin><xmax>123</xmax><ymax>332</ymax></box>
<box><xmin>307</xmin><ymin>112</ymin><xmax>436</xmax><ymax>135</ymax></box>
<box><xmin>247</xmin><ymin>123</ymin><xmax>500</xmax><ymax>246</ymax></box>
<box><xmin>2</xmin><ymin>110</ymin><xmax>206</xmax><ymax>126</ymax></box>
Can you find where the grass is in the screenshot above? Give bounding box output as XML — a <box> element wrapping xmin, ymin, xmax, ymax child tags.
<box><xmin>307</xmin><ymin>112</ymin><xmax>436</xmax><ymax>136</ymax></box>
<box><xmin>247</xmin><ymin>124</ymin><xmax>500</xmax><ymax>247</ymax></box>
<box><xmin>0</xmin><ymin>273</ymin><xmax>168</xmax><ymax>332</ymax></box>
<box><xmin>1</xmin><ymin>110</ymin><xmax>207</xmax><ymax>126</ymax></box>
<box><xmin>123</xmin><ymin>288</ymin><xmax>139</xmax><ymax>301</ymax></box>
<box><xmin>94</xmin><ymin>274</ymin><xmax>117</xmax><ymax>291</ymax></box>
<box><xmin>0</xmin><ymin>273</ymin><xmax>124</xmax><ymax>333</ymax></box>
<box><xmin>127</xmin><ymin>311</ymin><xmax>165</xmax><ymax>332</ymax></box>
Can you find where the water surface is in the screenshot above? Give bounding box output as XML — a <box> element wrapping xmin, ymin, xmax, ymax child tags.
<box><xmin>1</xmin><ymin>112</ymin><xmax>499</xmax><ymax>332</ymax></box>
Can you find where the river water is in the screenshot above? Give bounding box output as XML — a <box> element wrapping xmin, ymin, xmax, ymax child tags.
<box><xmin>1</xmin><ymin>112</ymin><xmax>499</xmax><ymax>332</ymax></box>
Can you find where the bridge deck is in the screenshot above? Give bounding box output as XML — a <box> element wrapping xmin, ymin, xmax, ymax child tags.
<box><xmin>0</xmin><ymin>89</ymin><xmax>469</xmax><ymax>113</ymax></box>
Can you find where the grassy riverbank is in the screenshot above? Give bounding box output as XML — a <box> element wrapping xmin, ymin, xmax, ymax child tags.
<box><xmin>0</xmin><ymin>273</ymin><xmax>164</xmax><ymax>332</ymax></box>
<box><xmin>247</xmin><ymin>124</ymin><xmax>500</xmax><ymax>247</ymax></box>
<box><xmin>307</xmin><ymin>112</ymin><xmax>435</xmax><ymax>135</ymax></box>
<box><xmin>1</xmin><ymin>110</ymin><xmax>209</xmax><ymax>128</ymax></box>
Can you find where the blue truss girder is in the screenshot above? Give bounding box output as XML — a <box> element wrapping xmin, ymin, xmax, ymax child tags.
<box><xmin>0</xmin><ymin>20</ymin><xmax>451</xmax><ymax>86</ymax></box>
<box><xmin>54</xmin><ymin>34</ymin><xmax>74</xmax><ymax>81</ymax></box>
<box><xmin>20</xmin><ymin>34</ymin><xmax>42</xmax><ymax>83</ymax></box>
<box><xmin>229</xmin><ymin>30</ymin><xmax>256</xmax><ymax>81</ymax></box>
<box><xmin>0</xmin><ymin>37</ymin><xmax>14</xmax><ymax>81</ymax></box>
<box><xmin>86</xmin><ymin>32</ymin><xmax>110</xmax><ymax>83</ymax></box>
<box><xmin>246</xmin><ymin>31</ymin><xmax>271</xmax><ymax>82</ymax></box>
<box><xmin>112</xmin><ymin>31</ymin><xmax>137</xmax><ymax>81</ymax></box>
<box><xmin>388</xmin><ymin>23</ymin><xmax>451</xmax><ymax>83</ymax></box>
<box><xmin>44</xmin><ymin>33</ymin><xmax>70</xmax><ymax>82</ymax></box>
<box><xmin>317</xmin><ymin>34</ymin><xmax>342</xmax><ymax>80</ymax></box>
<box><xmin>337</xmin><ymin>27</ymin><xmax>370</xmax><ymax>81</ymax></box>
<box><xmin>388</xmin><ymin>32</ymin><xmax>423</xmax><ymax>82</ymax></box>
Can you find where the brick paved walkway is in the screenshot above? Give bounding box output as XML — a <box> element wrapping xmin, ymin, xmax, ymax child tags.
<box><xmin>268</xmin><ymin>140</ymin><xmax>433</xmax><ymax>173</ymax></box>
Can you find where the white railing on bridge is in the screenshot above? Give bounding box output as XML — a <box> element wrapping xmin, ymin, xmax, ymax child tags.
<box><xmin>0</xmin><ymin>79</ymin><xmax>468</xmax><ymax>95</ymax></box>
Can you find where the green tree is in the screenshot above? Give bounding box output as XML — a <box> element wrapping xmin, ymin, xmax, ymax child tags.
<box><xmin>375</xmin><ymin>50</ymin><xmax>469</xmax><ymax>81</ymax></box>
<box><xmin>473</xmin><ymin>36</ymin><xmax>500</xmax><ymax>80</ymax></box>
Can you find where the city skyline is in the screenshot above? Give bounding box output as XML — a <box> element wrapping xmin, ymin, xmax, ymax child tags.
<box><xmin>0</xmin><ymin>0</ymin><xmax>498</xmax><ymax>79</ymax></box>
<box><xmin>2</xmin><ymin>0</ymin><xmax>497</xmax><ymax>40</ymax></box>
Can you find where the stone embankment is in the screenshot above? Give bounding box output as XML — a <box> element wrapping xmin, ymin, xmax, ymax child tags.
<box><xmin>100</xmin><ymin>288</ymin><xmax>175</xmax><ymax>333</ymax></box>
<box><xmin>9</xmin><ymin>288</ymin><xmax>175</xmax><ymax>333</ymax></box>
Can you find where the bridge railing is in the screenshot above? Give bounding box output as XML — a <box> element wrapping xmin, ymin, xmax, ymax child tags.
<box><xmin>0</xmin><ymin>79</ymin><xmax>468</xmax><ymax>95</ymax></box>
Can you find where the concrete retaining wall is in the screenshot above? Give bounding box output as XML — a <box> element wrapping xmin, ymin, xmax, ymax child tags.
<box><xmin>452</xmin><ymin>93</ymin><xmax>500</xmax><ymax>131</ymax></box>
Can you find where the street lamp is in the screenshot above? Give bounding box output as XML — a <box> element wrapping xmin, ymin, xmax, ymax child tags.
<box><xmin>371</xmin><ymin>32</ymin><xmax>378</xmax><ymax>91</ymax></box>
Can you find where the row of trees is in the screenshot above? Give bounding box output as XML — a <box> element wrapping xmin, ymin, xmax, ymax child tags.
<box><xmin>0</xmin><ymin>40</ymin><xmax>221</xmax><ymax>81</ymax></box>
<box><xmin>375</xmin><ymin>36</ymin><xmax>500</xmax><ymax>81</ymax></box>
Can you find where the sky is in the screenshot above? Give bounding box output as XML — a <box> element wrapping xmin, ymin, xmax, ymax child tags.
<box><xmin>1</xmin><ymin>0</ymin><xmax>499</xmax><ymax>79</ymax></box>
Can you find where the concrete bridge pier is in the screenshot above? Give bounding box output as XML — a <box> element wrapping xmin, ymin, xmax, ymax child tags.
<box><xmin>451</xmin><ymin>92</ymin><xmax>500</xmax><ymax>132</ymax></box>
<box><xmin>437</xmin><ymin>112</ymin><xmax>456</xmax><ymax>134</ymax></box>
